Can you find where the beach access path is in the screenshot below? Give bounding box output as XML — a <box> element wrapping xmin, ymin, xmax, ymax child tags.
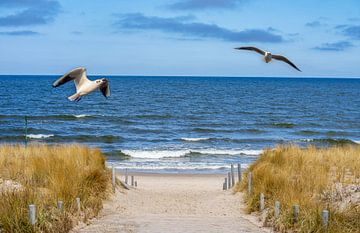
<box><xmin>72</xmin><ymin>173</ymin><xmax>269</xmax><ymax>233</ymax></box>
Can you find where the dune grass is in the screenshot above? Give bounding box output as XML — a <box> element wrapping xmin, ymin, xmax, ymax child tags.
<box><xmin>0</xmin><ymin>144</ymin><xmax>111</xmax><ymax>233</ymax></box>
<box><xmin>237</xmin><ymin>145</ymin><xmax>360</xmax><ymax>233</ymax></box>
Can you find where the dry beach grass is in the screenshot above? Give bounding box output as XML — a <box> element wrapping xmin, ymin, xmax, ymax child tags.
<box><xmin>237</xmin><ymin>145</ymin><xmax>360</xmax><ymax>233</ymax></box>
<box><xmin>0</xmin><ymin>144</ymin><xmax>111</xmax><ymax>233</ymax></box>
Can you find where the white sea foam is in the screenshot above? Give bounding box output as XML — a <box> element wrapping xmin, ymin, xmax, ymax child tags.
<box><xmin>74</xmin><ymin>114</ymin><xmax>87</xmax><ymax>118</ymax></box>
<box><xmin>107</xmin><ymin>163</ymin><xmax>250</xmax><ymax>171</ymax></box>
<box><xmin>354</xmin><ymin>140</ymin><xmax>360</xmax><ymax>144</ymax></box>
<box><xmin>181</xmin><ymin>137</ymin><xmax>210</xmax><ymax>142</ymax></box>
<box><xmin>121</xmin><ymin>149</ymin><xmax>262</xmax><ymax>159</ymax></box>
<box><xmin>27</xmin><ymin>134</ymin><xmax>54</xmax><ymax>139</ymax></box>
<box><xmin>300</xmin><ymin>138</ymin><xmax>313</xmax><ymax>142</ymax></box>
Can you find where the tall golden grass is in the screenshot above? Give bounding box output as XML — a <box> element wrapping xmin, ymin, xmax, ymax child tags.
<box><xmin>0</xmin><ymin>144</ymin><xmax>111</xmax><ymax>233</ymax></box>
<box><xmin>237</xmin><ymin>145</ymin><xmax>360</xmax><ymax>233</ymax></box>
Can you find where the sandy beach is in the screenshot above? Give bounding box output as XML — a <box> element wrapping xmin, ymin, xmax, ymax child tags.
<box><xmin>72</xmin><ymin>173</ymin><xmax>268</xmax><ymax>233</ymax></box>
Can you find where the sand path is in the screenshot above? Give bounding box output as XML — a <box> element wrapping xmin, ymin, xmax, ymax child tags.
<box><xmin>73</xmin><ymin>173</ymin><xmax>268</xmax><ymax>233</ymax></box>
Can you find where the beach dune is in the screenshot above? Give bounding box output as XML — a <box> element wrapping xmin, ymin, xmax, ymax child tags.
<box><xmin>73</xmin><ymin>173</ymin><xmax>267</xmax><ymax>233</ymax></box>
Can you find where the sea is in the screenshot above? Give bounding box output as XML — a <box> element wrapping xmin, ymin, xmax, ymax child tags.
<box><xmin>1</xmin><ymin>76</ymin><xmax>359</xmax><ymax>173</ymax></box>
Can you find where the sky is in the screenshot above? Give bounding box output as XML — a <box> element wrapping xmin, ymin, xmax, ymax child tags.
<box><xmin>0</xmin><ymin>0</ymin><xmax>359</xmax><ymax>77</ymax></box>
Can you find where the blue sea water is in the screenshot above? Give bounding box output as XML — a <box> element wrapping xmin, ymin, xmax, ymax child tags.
<box><xmin>1</xmin><ymin>76</ymin><xmax>360</xmax><ymax>173</ymax></box>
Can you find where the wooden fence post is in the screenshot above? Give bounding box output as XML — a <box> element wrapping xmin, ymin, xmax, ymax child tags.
<box><xmin>237</xmin><ymin>163</ymin><xmax>242</xmax><ymax>182</ymax></box>
<box><xmin>322</xmin><ymin>210</ymin><xmax>329</xmax><ymax>227</ymax></box>
<box><xmin>248</xmin><ymin>172</ymin><xmax>252</xmax><ymax>194</ymax></box>
<box><xmin>224</xmin><ymin>177</ymin><xmax>228</xmax><ymax>190</ymax></box>
<box><xmin>76</xmin><ymin>197</ymin><xmax>81</xmax><ymax>212</ymax></box>
<box><xmin>293</xmin><ymin>205</ymin><xmax>300</xmax><ymax>223</ymax></box>
<box><xmin>227</xmin><ymin>172</ymin><xmax>231</xmax><ymax>189</ymax></box>
<box><xmin>275</xmin><ymin>201</ymin><xmax>281</xmax><ymax>218</ymax></box>
<box><xmin>112</xmin><ymin>164</ymin><xmax>116</xmax><ymax>193</ymax></box>
<box><xmin>125</xmin><ymin>168</ymin><xmax>128</xmax><ymax>184</ymax></box>
<box><xmin>57</xmin><ymin>201</ymin><xmax>63</xmax><ymax>212</ymax></box>
<box><xmin>231</xmin><ymin>164</ymin><xmax>235</xmax><ymax>187</ymax></box>
<box><xmin>260</xmin><ymin>193</ymin><xmax>265</xmax><ymax>211</ymax></box>
<box><xmin>29</xmin><ymin>204</ymin><xmax>36</xmax><ymax>225</ymax></box>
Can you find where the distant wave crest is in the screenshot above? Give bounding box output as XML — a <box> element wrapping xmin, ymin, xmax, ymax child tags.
<box><xmin>301</xmin><ymin>138</ymin><xmax>357</xmax><ymax>145</ymax></box>
<box><xmin>27</xmin><ymin>134</ymin><xmax>54</xmax><ymax>139</ymax></box>
<box><xmin>181</xmin><ymin>137</ymin><xmax>210</xmax><ymax>142</ymax></box>
<box><xmin>121</xmin><ymin>149</ymin><xmax>262</xmax><ymax>159</ymax></box>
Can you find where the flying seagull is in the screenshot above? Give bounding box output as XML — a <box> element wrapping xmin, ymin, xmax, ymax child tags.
<box><xmin>235</xmin><ymin>46</ymin><xmax>301</xmax><ymax>72</ymax></box>
<box><xmin>52</xmin><ymin>67</ymin><xmax>110</xmax><ymax>101</ymax></box>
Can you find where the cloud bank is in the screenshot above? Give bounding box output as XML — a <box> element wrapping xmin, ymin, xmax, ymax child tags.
<box><xmin>313</xmin><ymin>41</ymin><xmax>353</xmax><ymax>51</ymax></box>
<box><xmin>0</xmin><ymin>30</ymin><xmax>40</xmax><ymax>36</ymax></box>
<box><xmin>114</xmin><ymin>13</ymin><xmax>284</xmax><ymax>43</ymax></box>
<box><xmin>168</xmin><ymin>0</ymin><xmax>246</xmax><ymax>10</ymax></box>
<box><xmin>0</xmin><ymin>0</ymin><xmax>60</xmax><ymax>27</ymax></box>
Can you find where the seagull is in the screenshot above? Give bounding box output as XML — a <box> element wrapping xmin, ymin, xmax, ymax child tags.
<box><xmin>52</xmin><ymin>67</ymin><xmax>110</xmax><ymax>101</ymax></box>
<box><xmin>235</xmin><ymin>46</ymin><xmax>301</xmax><ymax>72</ymax></box>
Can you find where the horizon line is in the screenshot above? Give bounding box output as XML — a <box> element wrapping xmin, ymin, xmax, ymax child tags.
<box><xmin>0</xmin><ymin>74</ymin><xmax>359</xmax><ymax>79</ymax></box>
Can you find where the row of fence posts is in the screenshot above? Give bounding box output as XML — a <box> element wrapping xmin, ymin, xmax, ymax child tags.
<box><xmin>29</xmin><ymin>165</ymin><xmax>137</xmax><ymax>225</ymax></box>
<box><xmin>28</xmin><ymin>198</ymin><xmax>81</xmax><ymax>225</ymax></box>
<box><xmin>223</xmin><ymin>163</ymin><xmax>242</xmax><ymax>190</ymax></box>
<box><xmin>246</xmin><ymin>171</ymin><xmax>330</xmax><ymax>228</ymax></box>
<box><xmin>112</xmin><ymin>166</ymin><xmax>137</xmax><ymax>193</ymax></box>
<box><xmin>222</xmin><ymin>166</ymin><xmax>330</xmax><ymax>227</ymax></box>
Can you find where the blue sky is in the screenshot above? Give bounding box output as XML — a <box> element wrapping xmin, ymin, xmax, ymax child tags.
<box><xmin>0</xmin><ymin>0</ymin><xmax>359</xmax><ymax>77</ymax></box>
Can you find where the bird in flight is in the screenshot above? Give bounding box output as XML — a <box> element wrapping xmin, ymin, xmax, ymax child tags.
<box><xmin>235</xmin><ymin>46</ymin><xmax>301</xmax><ymax>72</ymax></box>
<box><xmin>52</xmin><ymin>67</ymin><xmax>110</xmax><ymax>101</ymax></box>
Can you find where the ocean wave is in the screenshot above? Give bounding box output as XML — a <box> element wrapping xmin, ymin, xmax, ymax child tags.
<box><xmin>59</xmin><ymin>135</ymin><xmax>123</xmax><ymax>143</ymax></box>
<box><xmin>121</xmin><ymin>149</ymin><xmax>262</xmax><ymax>159</ymax></box>
<box><xmin>74</xmin><ymin>114</ymin><xmax>88</xmax><ymax>118</ymax></box>
<box><xmin>301</xmin><ymin>138</ymin><xmax>357</xmax><ymax>145</ymax></box>
<box><xmin>181</xmin><ymin>137</ymin><xmax>210</xmax><ymax>142</ymax></box>
<box><xmin>271</xmin><ymin>122</ymin><xmax>296</xmax><ymax>128</ymax></box>
<box><xmin>134</xmin><ymin>114</ymin><xmax>174</xmax><ymax>120</ymax></box>
<box><xmin>27</xmin><ymin>134</ymin><xmax>54</xmax><ymax>139</ymax></box>
<box><xmin>107</xmin><ymin>163</ymin><xmax>250</xmax><ymax>171</ymax></box>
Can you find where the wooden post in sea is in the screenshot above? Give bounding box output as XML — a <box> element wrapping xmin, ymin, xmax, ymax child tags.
<box><xmin>29</xmin><ymin>204</ymin><xmax>36</xmax><ymax>225</ymax></box>
<box><xmin>76</xmin><ymin>197</ymin><xmax>81</xmax><ymax>212</ymax></box>
<box><xmin>275</xmin><ymin>201</ymin><xmax>281</xmax><ymax>218</ymax></box>
<box><xmin>293</xmin><ymin>205</ymin><xmax>300</xmax><ymax>223</ymax></box>
<box><xmin>112</xmin><ymin>164</ymin><xmax>116</xmax><ymax>193</ymax></box>
<box><xmin>57</xmin><ymin>201</ymin><xmax>64</xmax><ymax>212</ymax></box>
<box><xmin>248</xmin><ymin>172</ymin><xmax>252</xmax><ymax>194</ymax></box>
<box><xmin>260</xmin><ymin>193</ymin><xmax>265</xmax><ymax>211</ymax></box>
<box><xmin>237</xmin><ymin>163</ymin><xmax>242</xmax><ymax>182</ymax></box>
<box><xmin>230</xmin><ymin>164</ymin><xmax>235</xmax><ymax>187</ymax></box>
<box><xmin>224</xmin><ymin>178</ymin><xmax>228</xmax><ymax>190</ymax></box>
<box><xmin>125</xmin><ymin>168</ymin><xmax>128</xmax><ymax>184</ymax></box>
<box><xmin>24</xmin><ymin>116</ymin><xmax>28</xmax><ymax>147</ymax></box>
<box><xmin>227</xmin><ymin>172</ymin><xmax>231</xmax><ymax>189</ymax></box>
<box><xmin>131</xmin><ymin>175</ymin><xmax>134</xmax><ymax>186</ymax></box>
<box><xmin>322</xmin><ymin>210</ymin><xmax>329</xmax><ymax>227</ymax></box>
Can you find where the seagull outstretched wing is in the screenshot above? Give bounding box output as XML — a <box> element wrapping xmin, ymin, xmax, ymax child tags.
<box><xmin>52</xmin><ymin>67</ymin><xmax>90</xmax><ymax>90</ymax></box>
<box><xmin>235</xmin><ymin>46</ymin><xmax>265</xmax><ymax>55</ymax></box>
<box><xmin>272</xmin><ymin>55</ymin><xmax>301</xmax><ymax>72</ymax></box>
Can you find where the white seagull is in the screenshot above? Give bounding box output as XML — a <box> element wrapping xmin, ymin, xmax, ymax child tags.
<box><xmin>235</xmin><ymin>46</ymin><xmax>301</xmax><ymax>72</ymax></box>
<box><xmin>52</xmin><ymin>67</ymin><xmax>110</xmax><ymax>101</ymax></box>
